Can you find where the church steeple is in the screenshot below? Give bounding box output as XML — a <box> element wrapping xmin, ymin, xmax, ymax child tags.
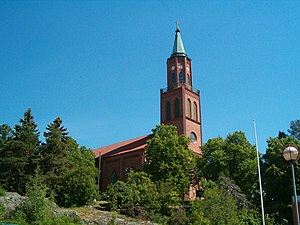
<box><xmin>160</xmin><ymin>24</ymin><xmax>202</xmax><ymax>153</ymax></box>
<box><xmin>171</xmin><ymin>22</ymin><xmax>187</xmax><ymax>57</ymax></box>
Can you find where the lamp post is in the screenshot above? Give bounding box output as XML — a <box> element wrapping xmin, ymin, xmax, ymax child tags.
<box><xmin>283</xmin><ymin>145</ymin><xmax>300</xmax><ymax>225</ymax></box>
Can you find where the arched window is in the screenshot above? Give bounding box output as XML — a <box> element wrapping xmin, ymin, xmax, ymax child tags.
<box><xmin>179</xmin><ymin>72</ymin><xmax>184</xmax><ymax>83</ymax></box>
<box><xmin>187</xmin><ymin>99</ymin><xmax>191</xmax><ymax>118</ymax></box>
<box><xmin>193</xmin><ymin>102</ymin><xmax>198</xmax><ymax>121</ymax></box>
<box><xmin>111</xmin><ymin>170</ymin><xmax>118</xmax><ymax>184</ymax></box>
<box><xmin>166</xmin><ymin>101</ymin><xmax>171</xmax><ymax>120</ymax></box>
<box><xmin>175</xmin><ymin>99</ymin><xmax>180</xmax><ymax>118</ymax></box>
<box><xmin>190</xmin><ymin>132</ymin><xmax>197</xmax><ymax>143</ymax></box>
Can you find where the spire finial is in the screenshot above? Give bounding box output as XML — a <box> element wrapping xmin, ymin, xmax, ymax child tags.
<box><xmin>171</xmin><ymin>22</ymin><xmax>186</xmax><ymax>57</ymax></box>
<box><xmin>176</xmin><ymin>21</ymin><xmax>180</xmax><ymax>31</ymax></box>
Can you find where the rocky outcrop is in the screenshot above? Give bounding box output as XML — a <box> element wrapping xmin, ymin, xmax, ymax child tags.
<box><xmin>0</xmin><ymin>193</ymin><xmax>158</xmax><ymax>225</ymax></box>
<box><xmin>0</xmin><ymin>192</ymin><xmax>26</xmax><ymax>216</ymax></box>
<box><xmin>76</xmin><ymin>207</ymin><xmax>158</xmax><ymax>225</ymax></box>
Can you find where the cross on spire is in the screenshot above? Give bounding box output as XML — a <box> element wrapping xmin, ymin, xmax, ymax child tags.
<box><xmin>171</xmin><ymin>22</ymin><xmax>186</xmax><ymax>57</ymax></box>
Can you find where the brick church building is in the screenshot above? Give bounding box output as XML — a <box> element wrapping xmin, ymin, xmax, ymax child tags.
<box><xmin>93</xmin><ymin>24</ymin><xmax>202</xmax><ymax>194</ymax></box>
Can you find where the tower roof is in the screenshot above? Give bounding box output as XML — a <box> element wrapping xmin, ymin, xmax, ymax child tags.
<box><xmin>171</xmin><ymin>22</ymin><xmax>187</xmax><ymax>57</ymax></box>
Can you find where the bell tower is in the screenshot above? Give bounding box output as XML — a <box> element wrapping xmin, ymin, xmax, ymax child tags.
<box><xmin>160</xmin><ymin>23</ymin><xmax>202</xmax><ymax>153</ymax></box>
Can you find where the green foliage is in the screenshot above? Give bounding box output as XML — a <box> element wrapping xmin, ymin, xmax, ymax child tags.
<box><xmin>167</xmin><ymin>209</ymin><xmax>187</xmax><ymax>225</ymax></box>
<box><xmin>288</xmin><ymin>119</ymin><xmax>300</xmax><ymax>140</ymax></box>
<box><xmin>0</xmin><ymin>186</ymin><xmax>6</xmax><ymax>196</ymax></box>
<box><xmin>198</xmin><ymin>131</ymin><xmax>258</xmax><ymax>199</ymax></box>
<box><xmin>126</xmin><ymin>171</ymin><xmax>160</xmax><ymax>212</ymax></box>
<box><xmin>0</xmin><ymin>202</ymin><xmax>5</xmax><ymax>219</ymax></box>
<box><xmin>156</xmin><ymin>181</ymin><xmax>180</xmax><ymax>215</ymax></box>
<box><xmin>144</xmin><ymin>125</ymin><xmax>197</xmax><ymax>196</ymax></box>
<box><xmin>106</xmin><ymin>181</ymin><xmax>136</xmax><ymax>211</ymax></box>
<box><xmin>40</xmin><ymin>117</ymin><xmax>70</xmax><ymax>191</ymax></box>
<box><xmin>56</xmin><ymin>145</ymin><xmax>98</xmax><ymax>207</ymax></box>
<box><xmin>262</xmin><ymin>136</ymin><xmax>300</xmax><ymax>224</ymax></box>
<box><xmin>12</xmin><ymin>171</ymin><xmax>81</xmax><ymax>225</ymax></box>
<box><xmin>0</xmin><ymin>109</ymin><xmax>40</xmax><ymax>195</ymax></box>
<box><xmin>187</xmin><ymin>201</ymin><xmax>210</xmax><ymax>225</ymax></box>
<box><xmin>13</xmin><ymin>171</ymin><xmax>50</xmax><ymax>224</ymax></box>
<box><xmin>196</xmin><ymin>184</ymin><xmax>240</xmax><ymax>225</ymax></box>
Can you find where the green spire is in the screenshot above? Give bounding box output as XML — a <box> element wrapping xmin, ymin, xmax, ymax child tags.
<box><xmin>171</xmin><ymin>22</ymin><xmax>187</xmax><ymax>57</ymax></box>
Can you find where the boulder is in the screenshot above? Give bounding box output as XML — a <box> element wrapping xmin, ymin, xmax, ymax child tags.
<box><xmin>0</xmin><ymin>192</ymin><xmax>26</xmax><ymax>215</ymax></box>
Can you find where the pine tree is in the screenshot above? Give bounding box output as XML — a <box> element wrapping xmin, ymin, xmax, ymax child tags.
<box><xmin>0</xmin><ymin>109</ymin><xmax>40</xmax><ymax>194</ymax></box>
<box><xmin>40</xmin><ymin>117</ymin><xmax>70</xmax><ymax>191</ymax></box>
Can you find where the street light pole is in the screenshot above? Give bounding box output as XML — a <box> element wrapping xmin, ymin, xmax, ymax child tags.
<box><xmin>291</xmin><ymin>162</ymin><xmax>300</xmax><ymax>225</ymax></box>
<box><xmin>283</xmin><ymin>145</ymin><xmax>300</xmax><ymax>225</ymax></box>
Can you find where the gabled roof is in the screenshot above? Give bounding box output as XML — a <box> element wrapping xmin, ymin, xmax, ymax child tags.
<box><xmin>93</xmin><ymin>134</ymin><xmax>153</xmax><ymax>158</ymax></box>
<box><xmin>93</xmin><ymin>133</ymin><xmax>201</xmax><ymax>158</ymax></box>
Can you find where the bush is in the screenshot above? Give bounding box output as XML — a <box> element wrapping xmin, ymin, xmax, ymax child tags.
<box><xmin>11</xmin><ymin>171</ymin><xmax>81</xmax><ymax>225</ymax></box>
<box><xmin>106</xmin><ymin>181</ymin><xmax>137</xmax><ymax>211</ymax></box>
<box><xmin>0</xmin><ymin>202</ymin><xmax>5</xmax><ymax>219</ymax></box>
<box><xmin>0</xmin><ymin>186</ymin><xmax>6</xmax><ymax>196</ymax></box>
<box><xmin>56</xmin><ymin>166</ymin><xmax>99</xmax><ymax>207</ymax></box>
<box><xmin>167</xmin><ymin>209</ymin><xmax>187</xmax><ymax>225</ymax></box>
<box><xmin>13</xmin><ymin>177</ymin><xmax>50</xmax><ymax>224</ymax></box>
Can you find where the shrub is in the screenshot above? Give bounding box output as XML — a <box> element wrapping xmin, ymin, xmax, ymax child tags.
<box><xmin>0</xmin><ymin>186</ymin><xmax>6</xmax><ymax>196</ymax></box>
<box><xmin>13</xmin><ymin>176</ymin><xmax>50</xmax><ymax>224</ymax></box>
<box><xmin>56</xmin><ymin>166</ymin><xmax>99</xmax><ymax>207</ymax></box>
<box><xmin>0</xmin><ymin>202</ymin><xmax>5</xmax><ymax>219</ymax></box>
<box><xmin>106</xmin><ymin>181</ymin><xmax>137</xmax><ymax>211</ymax></box>
<box><xmin>167</xmin><ymin>209</ymin><xmax>187</xmax><ymax>225</ymax></box>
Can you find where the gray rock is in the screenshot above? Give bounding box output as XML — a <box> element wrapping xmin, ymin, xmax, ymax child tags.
<box><xmin>51</xmin><ymin>209</ymin><xmax>79</xmax><ymax>218</ymax></box>
<box><xmin>0</xmin><ymin>192</ymin><xmax>26</xmax><ymax>215</ymax></box>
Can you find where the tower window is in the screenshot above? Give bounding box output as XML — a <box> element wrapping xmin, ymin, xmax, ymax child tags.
<box><xmin>179</xmin><ymin>72</ymin><xmax>184</xmax><ymax>83</ymax></box>
<box><xmin>171</xmin><ymin>73</ymin><xmax>176</xmax><ymax>87</ymax></box>
<box><xmin>187</xmin><ymin>74</ymin><xmax>190</xmax><ymax>85</ymax></box>
<box><xmin>175</xmin><ymin>99</ymin><xmax>180</xmax><ymax>118</ymax></box>
<box><xmin>166</xmin><ymin>101</ymin><xmax>171</xmax><ymax>120</ymax></box>
<box><xmin>193</xmin><ymin>102</ymin><xmax>198</xmax><ymax>121</ymax></box>
<box><xmin>190</xmin><ymin>132</ymin><xmax>197</xmax><ymax>143</ymax></box>
<box><xmin>187</xmin><ymin>99</ymin><xmax>191</xmax><ymax>118</ymax></box>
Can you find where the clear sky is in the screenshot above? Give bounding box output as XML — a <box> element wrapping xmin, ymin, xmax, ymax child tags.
<box><xmin>1</xmin><ymin>1</ymin><xmax>300</xmax><ymax>153</ymax></box>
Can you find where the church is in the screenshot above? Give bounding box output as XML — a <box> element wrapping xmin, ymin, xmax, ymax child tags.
<box><xmin>93</xmin><ymin>24</ymin><xmax>202</xmax><ymax>195</ymax></box>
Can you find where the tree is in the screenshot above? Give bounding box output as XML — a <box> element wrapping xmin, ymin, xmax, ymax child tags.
<box><xmin>198</xmin><ymin>131</ymin><xmax>258</xmax><ymax>199</ymax></box>
<box><xmin>0</xmin><ymin>109</ymin><xmax>40</xmax><ymax>194</ymax></box>
<box><xmin>262</xmin><ymin>136</ymin><xmax>300</xmax><ymax>224</ymax></box>
<box><xmin>40</xmin><ymin>117</ymin><xmax>70</xmax><ymax>191</ymax></box>
<box><xmin>196</xmin><ymin>180</ymin><xmax>241</xmax><ymax>225</ymax></box>
<box><xmin>143</xmin><ymin>125</ymin><xmax>197</xmax><ymax>196</ymax></box>
<box><xmin>288</xmin><ymin>119</ymin><xmax>300</xmax><ymax>141</ymax></box>
<box><xmin>106</xmin><ymin>181</ymin><xmax>137</xmax><ymax>211</ymax></box>
<box><xmin>56</xmin><ymin>144</ymin><xmax>99</xmax><ymax>207</ymax></box>
<box><xmin>0</xmin><ymin>124</ymin><xmax>13</xmax><ymax>150</ymax></box>
<box><xmin>126</xmin><ymin>171</ymin><xmax>160</xmax><ymax>212</ymax></box>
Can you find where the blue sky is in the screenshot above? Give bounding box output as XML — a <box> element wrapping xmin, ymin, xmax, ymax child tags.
<box><xmin>1</xmin><ymin>1</ymin><xmax>300</xmax><ymax>153</ymax></box>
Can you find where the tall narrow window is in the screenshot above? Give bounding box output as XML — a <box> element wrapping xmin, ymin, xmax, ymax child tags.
<box><xmin>187</xmin><ymin>99</ymin><xmax>191</xmax><ymax>118</ymax></box>
<box><xmin>187</xmin><ymin>74</ymin><xmax>190</xmax><ymax>85</ymax></box>
<box><xmin>179</xmin><ymin>72</ymin><xmax>184</xmax><ymax>83</ymax></box>
<box><xmin>166</xmin><ymin>101</ymin><xmax>171</xmax><ymax>120</ymax></box>
<box><xmin>175</xmin><ymin>99</ymin><xmax>180</xmax><ymax>118</ymax></box>
<box><xmin>171</xmin><ymin>73</ymin><xmax>176</xmax><ymax>87</ymax></box>
<box><xmin>193</xmin><ymin>102</ymin><xmax>198</xmax><ymax>121</ymax></box>
<box><xmin>111</xmin><ymin>170</ymin><xmax>118</xmax><ymax>184</ymax></box>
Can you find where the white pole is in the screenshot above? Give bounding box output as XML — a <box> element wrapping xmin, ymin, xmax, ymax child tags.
<box><xmin>253</xmin><ymin>119</ymin><xmax>266</xmax><ymax>225</ymax></box>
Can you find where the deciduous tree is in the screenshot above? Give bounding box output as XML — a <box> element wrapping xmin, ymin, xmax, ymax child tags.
<box><xmin>198</xmin><ymin>131</ymin><xmax>257</xmax><ymax>199</ymax></box>
<box><xmin>143</xmin><ymin>125</ymin><xmax>197</xmax><ymax>196</ymax></box>
<box><xmin>262</xmin><ymin>136</ymin><xmax>300</xmax><ymax>224</ymax></box>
